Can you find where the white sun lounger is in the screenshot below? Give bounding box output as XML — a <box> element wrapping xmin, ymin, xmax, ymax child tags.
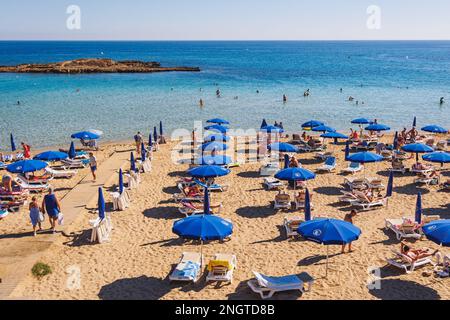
<box><xmin>316</xmin><ymin>157</ymin><xmax>336</xmax><ymax>173</ymax></box>
<box><xmin>206</xmin><ymin>254</ymin><xmax>237</xmax><ymax>284</ymax></box>
<box><xmin>61</xmin><ymin>158</ymin><xmax>89</xmax><ymax>169</ymax></box>
<box><xmin>138</xmin><ymin>158</ymin><xmax>152</xmax><ymax>173</ymax></box>
<box><xmin>352</xmin><ymin>197</ymin><xmax>387</xmax><ymax>211</ymax></box>
<box><xmin>169</xmin><ymin>252</ymin><xmax>203</xmax><ymax>283</ymax></box>
<box><xmin>386</xmin><ymin>250</ymin><xmax>435</xmax><ymax>274</ymax></box>
<box><xmin>89</xmin><ymin>215</ymin><xmax>113</xmax><ymax>244</ymax></box>
<box><xmin>344</xmin><ymin>177</ymin><xmax>368</xmax><ymax>190</ymax></box>
<box><xmin>45</xmin><ymin>166</ymin><xmax>78</xmax><ymax>179</ymax></box>
<box><xmin>110</xmin><ymin>190</ymin><xmax>131</xmax><ymax>211</ymax></box>
<box><xmin>274</xmin><ymin>193</ymin><xmax>291</xmax><ymax>210</ymax></box>
<box><xmin>248</xmin><ymin>271</ymin><xmax>314</xmax><ymax>299</ymax></box>
<box><xmin>14</xmin><ymin>177</ymin><xmax>49</xmax><ymax>193</ymax></box>
<box><xmin>260</xmin><ymin>162</ymin><xmax>280</xmax><ymax>176</ymax></box>
<box><xmin>366</xmin><ymin>177</ymin><xmax>385</xmax><ymax>190</ymax></box>
<box><xmin>411</xmin><ymin>165</ymin><xmax>434</xmax><ymax>175</ymax></box>
<box><xmin>341</xmin><ymin>162</ymin><xmax>364</xmax><ymax>174</ymax></box>
<box><xmin>263</xmin><ymin>177</ymin><xmax>284</xmax><ymax>190</ymax></box>
<box><xmin>385</xmin><ymin>218</ymin><xmax>422</xmax><ymax>241</ymax></box>
<box><xmin>314</xmin><ymin>151</ymin><xmax>334</xmax><ymax>160</ymax></box>
<box><xmin>283</xmin><ymin>217</ymin><xmax>304</xmax><ymax>238</ymax></box>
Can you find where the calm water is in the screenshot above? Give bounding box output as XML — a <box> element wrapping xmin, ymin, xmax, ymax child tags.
<box><xmin>0</xmin><ymin>41</ymin><xmax>449</xmax><ymax>148</ymax></box>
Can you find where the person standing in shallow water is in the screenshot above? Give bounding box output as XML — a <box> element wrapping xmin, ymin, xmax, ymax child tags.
<box><xmin>283</xmin><ymin>94</ymin><xmax>287</xmax><ymax>103</ymax></box>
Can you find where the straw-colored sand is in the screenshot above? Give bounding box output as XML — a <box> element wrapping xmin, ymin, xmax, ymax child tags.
<box><xmin>4</xmin><ymin>135</ymin><xmax>450</xmax><ymax>300</ymax></box>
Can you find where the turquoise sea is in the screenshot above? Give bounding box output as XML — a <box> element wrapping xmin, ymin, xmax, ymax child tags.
<box><xmin>0</xmin><ymin>41</ymin><xmax>449</xmax><ymax>148</ymax></box>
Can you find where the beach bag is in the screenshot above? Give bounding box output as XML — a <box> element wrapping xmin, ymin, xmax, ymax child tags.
<box><xmin>57</xmin><ymin>213</ymin><xmax>64</xmax><ymax>225</ymax></box>
<box><xmin>38</xmin><ymin>211</ymin><xmax>45</xmax><ymax>223</ymax></box>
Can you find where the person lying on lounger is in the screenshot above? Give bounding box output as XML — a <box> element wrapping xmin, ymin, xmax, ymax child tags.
<box><xmin>183</xmin><ymin>185</ymin><xmax>203</xmax><ymax>198</ymax></box>
<box><xmin>400</xmin><ymin>241</ymin><xmax>439</xmax><ymax>262</ymax></box>
<box><xmin>413</xmin><ymin>162</ymin><xmax>433</xmax><ymax>171</ymax></box>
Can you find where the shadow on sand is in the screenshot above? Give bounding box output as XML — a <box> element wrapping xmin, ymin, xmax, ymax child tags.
<box><xmin>368</xmin><ymin>278</ymin><xmax>440</xmax><ymax>300</ymax></box>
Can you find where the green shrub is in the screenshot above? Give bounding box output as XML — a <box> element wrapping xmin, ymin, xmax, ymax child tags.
<box><xmin>31</xmin><ymin>262</ymin><xmax>52</xmax><ymax>279</ymax></box>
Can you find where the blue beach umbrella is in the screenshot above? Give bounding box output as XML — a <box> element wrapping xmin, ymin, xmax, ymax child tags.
<box><xmin>351</xmin><ymin>118</ymin><xmax>371</xmax><ymax>125</ymax></box>
<box><xmin>34</xmin><ymin>151</ymin><xmax>68</xmax><ymax>162</ymax></box>
<box><xmin>206</xmin><ymin>118</ymin><xmax>230</xmax><ymax>125</ymax></box>
<box><xmin>159</xmin><ymin>121</ymin><xmax>163</xmax><ymax>136</ymax></box>
<box><xmin>119</xmin><ymin>168</ymin><xmax>124</xmax><ymax>194</ymax></box>
<box><xmin>141</xmin><ymin>143</ymin><xmax>146</xmax><ymax>161</ymax></box>
<box><xmin>422</xmin><ymin>152</ymin><xmax>450</xmax><ymax>166</ymax></box>
<box><xmin>275</xmin><ymin>167</ymin><xmax>316</xmax><ymax>182</ymax></box>
<box><xmin>201</xmin><ymin>141</ymin><xmax>228</xmax><ymax>152</ymax></box>
<box><xmin>268</xmin><ymin>142</ymin><xmax>298</xmax><ymax>153</ymax></box>
<box><xmin>260</xmin><ymin>119</ymin><xmax>268</xmax><ymax>129</ymax></box>
<box><xmin>284</xmin><ymin>154</ymin><xmax>290</xmax><ymax>169</ymax></box>
<box><xmin>71</xmin><ymin>131</ymin><xmax>100</xmax><ymax>140</ymax></box>
<box><xmin>260</xmin><ymin>125</ymin><xmax>284</xmax><ymax>133</ymax></box>
<box><xmin>204</xmin><ymin>134</ymin><xmax>230</xmax><ymax>142</ymax></box>
<box><xmin>188</xmin><ymin>165</ymin><xmax>230</xmax><ymax>178</ymax></box>
<box><xmin>304</xmin><ymin>188</ymin><xmax>311</xmax><ymax>221</ymax></box>
<box><xmin>413</xmin><ymin>116</ymin><xmax>417</xmax><ymax>128</ymax></box>
<box><xmin>365</xmin><ymin>124</ymin><xmax>390</xmax><ymax>132</ymax></box>
<box><xmin>298</xmin><ymin>218</ymin><xmax>361</xmax><ymax>276</ymax></box>
<box><xmin>302</xmin><ymin>120</ymin><xmax>324</xmax><ymax>129</ymax></box>
<box><xmin>205</xmin><ymin>124</ymin><xmax>229</xmax><ymax>134</ymax></box>
<box><xmin>421</xmin><ymin>125</ymin><xmax>447</xmax><ymax>134</ymax></box>
<box><xmin>69</xmin><ymin>142</ymin><xmax>76</xmax><ymax>159</ymax></box>
<box><xmin>7</xmin><ymin>160</ymin><xmax>48</xmax><ymax>174</ymax></box>
<box><xmin>312</xmin><ymin>125</ymin><xmax>336</xmax><ymax>133</ymax></box>
<box><xmin>98</xmin><ymin>187</ymin><xmax>106</xmax><ymax>220</ymax></box>
<box><xmin>422</xmin><ymin>220</ymin><xmax>450</xmax><ymax>247</ymax></box>
<box><xmin>347</xmin><ymin>152</ymin><xmax>383</xmax><ymax>164</ymax></box>
<box><xmin>10</xmin><ymin>133</ymin><xmax>16</xmax><ymax>152</ymax></box>
<box><xmin>344</xmin><ymin>141</ymin><xmax>350</xmax><ymax>161</ymax></box>
<box><xmin>415</xmin><ymin>192</ymin><xmax>422</xmax><ymax>224</ymax></box>
<box><xmin>153</xmin><ymin>127</ymin><xmax>158</xmax><ymax>142</ymax></box>
<box><xmin>386</xmin><ymin>171</ymin><xmax>394</xmax><ymax>198</ymax></box>
<box><xmin>172</xmin><ymin>214</ymin><xmax>233</xmax><ymax>241</ymax></box>
<box><xmin>321</xmin><ymin>132</ymin><xmax>348</xmax><ymax>140</ymax></box>
<box><xmin>199</xmin><ymin>155</ymin><xmax>232</xmax><ymax>166</ymax></box>
<box><xmin>130</xmin><ymin>152</ymin><xmax>136</xmax><ymax>172</ymax></box>
<box><xmin>402</xmin><ymin>143</ymin><xmax>434</xmax><ymax>162</ymax></box>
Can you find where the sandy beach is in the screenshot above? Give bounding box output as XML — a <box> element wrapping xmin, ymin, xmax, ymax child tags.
<box><xmin>0</xmin><ymin>133</ymin><xmax>447</xmax><ymax>300</ymax></box>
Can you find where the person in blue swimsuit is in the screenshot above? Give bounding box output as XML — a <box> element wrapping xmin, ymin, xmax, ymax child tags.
<box><xmin>41</xmin><ymin>187</ymin><xmax>61</xmax><ymax>233</ymax></box>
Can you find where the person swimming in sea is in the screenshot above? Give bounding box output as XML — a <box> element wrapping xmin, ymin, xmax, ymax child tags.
<box><xmin>17</xmin><ymin>100</ymin><xmax>20</xmax><ymax>105</ymax></box>
<box><xmin>283</xmin><ymin>94</ymin><xmax>287</xmax><ymax>103</ymax></box>
<box><xmin>216</xmin><ymin>89</ymin><xmax>221</xmax><ymax>98</ymax></box>
<box><xmin>440</xmin><ymin>97</ymin><xmax>445</xmax><ymax>105</ymax></box>
<box><xmin>348</xmin><ymin>96</ymin><xmax>354</xmax><ymax>101</ymax></box>
<box><xmin>256</xmin><ymin>90</ymin><xmax>260</xmax><ymax>94</ymax></box>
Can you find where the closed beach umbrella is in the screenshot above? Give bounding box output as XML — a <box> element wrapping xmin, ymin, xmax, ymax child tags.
<box><xmin>351</xmin><ymin>118</ymin><xmax>371</xmax><ymax>125</ymax></box>
<box><xmin>413</xmin><ymin>116</ymin><xmax>417</xmax><ymax>128</ymax></box>
<box><xmin>284</xmin><ymin>154</ymin><xmax>290</xmax><ymax>169</ymax></box>
<box><xmin>148</xmin><ymin>133</ymin><xmax>153</xmax><ymax>147</ymax></box>
<box><xmin>302</xmin><ymin>120</ymin><xmax>324</xmax><ymax>129</ymax></box>
<box><xmin>201</xmin><ymin>141</ymin><xmax>228</xmax><ymax>152</ymax></box>
<box><xmin>422</xmin><ymin>220</ymin><xmax>450</xmax><ymax>247</ymax></box>
<box><xmin>304</xmin><ymin>188</ymin><xmax>312</xmax><ymax>221</ymax></box>
<box><xmin>188</xmin><ymin>165</ymin><xmax>230</xmax><ymax>178</ymax></box>
<box><xmin>415</xmin><ymin>192</ymin><xmax>422</xmax><ymax>224</ymax></box>
<box><xmin>199</xmin><ymin>155</ymin><xmax>232</xmax><ymax>166</ymax></box>
<box><xmin>365</xmin><ymin>124</ymin><xmax>390</xmax><ymax>132</ymax></box>
<box><xmin>344</xmin><ymin>141</ymin><xmax>350</xmax><ymax>161</ymax></box>
<box><xmin>393</xmin><ymin>131</ymin><xmax>399</xmax><ymax>150</ymax></box>
<box><xmin>159</xmin><ymin>121</ymin><xmax>163</xmax><ymax>136</ymax></box>
<box><xmin>268</xmin><ymin>142</ymin><xmax>298</xmax><ymax>153</ymax></box>
<box><xmin>421</xmin><ymin>125</ymin><xmax>447</xmax><ymax>134</ymax></box>
<box><xmin>260</xmin><ymin>119</ymin><xmax>268</xmax><ymax>129</ymax></box>
<box><xmin>260</xmin><ymin>125</ymin><xmax>284</xmax><ymax>133</ymax></box>
<box><xmin>153</xmin><ymin>126</ymin><xmax>158</xmax><ymax>143</ymax></box>
<box><xmin>69</xmin><ymin>142</ymin><xmax>76</xmax><ymax>159</ymax></box>
<box><xmin>422</xmin><ymin>152</ymin><xmax>450</xmax><ymax>166</ymax></box>
<box><xmin>347</xmin><ymin>152</ymin><xmax>383</xmax><ymax>164</ymax></box>
<box><xmin>205</xmin><ymin>124</ymin><xmax>228</xmax><ymax>134</ymax></box>
<box><xmin>312</xmin><ymin>125</ymin><xmax>336</xmax><ymax>133</ymax></box>
<box><xmin>71</xmin><ymin>131</ymin><xmax>100</xmax><ymax>140</ymax></box>
<box><xmin>386</xmin><ymin>171</ymin><xmax>394</xmax><ymax>198</ymax></box>
<box><xmin>204</xmin><ymin>134</ymin><xmax>230</xmax><ymax>142</ymax></box>
<box><xmin>130</xmin><ymin>152</ymin><xmax>136</xmax><ymax>172</ymax></box>
<box><xmin>141</xmin><ymin>143</ymin><xmax>146</xmax><ymax>161</ymax></box>
<box><xmin>6</xmin><ymin>159</ymin><xmax>48</xmax><ymax>174</ymax></box>
<box><xmin>10</xmin><ymin>133</ymin><xmax>16</xmax><ymax>152</ymax></box>
<box><xmin>206</xmin><ymin>118</ymin><xmax>230</xmax><ymax>125</ymax></box>
<box><xmin>275</xmin><ymin>167</ymin><xmax>316</xmax><ymax>182</ymax></box>
<box><xmin>98</xmin><ymin>187</ymin><xmax>106</xmax><ymax>220</ymax></box>
<box><xmin>34</xmin><ymin>151</ymin><xmax>68</xmax><ymax>162</ymax></box>
<box><xmin>119</xmin><ymin>169</ymin><xmax>124</xmax><ymax>194</ymax></box>
<box><xmin>298</xmin><ymin>218</ymin><xmax>361</xmax><ymax>277</ymax></box>
<box><xmin>401</xmin><ymin>143</ymin><xmax>434</xmax><ymax>162</ymax></box>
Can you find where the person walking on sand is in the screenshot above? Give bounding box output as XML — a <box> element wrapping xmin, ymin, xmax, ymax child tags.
<box><xmin>134</xmin><ymin>132</ymin><xmax>143</xmax><ymax>154</ymax></box>
<box><xmin>29</xmin><ymin>196</ymin><xmax>43</xmax><ymax>236</ymax></box>
<box><xmin>89</xmin><ymin>152</ymin><xmax>97</xmax><ymax>182</ymax></box>
<box><xmin>41</xmin><ymin>187</ymin><xmax>61</xmax><ymax>234</ymax></box>
<box><xmin>342</xmin><ymin>210</ymin><xmax>358</xmax><ymax>253</ymax></box>
<box><xmin>21</xmin><ymin>141</ymin><xmax>31</xmax><ymax>159</ymax></box>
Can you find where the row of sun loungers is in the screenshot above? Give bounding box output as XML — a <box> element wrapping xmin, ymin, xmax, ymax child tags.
<box><xmin>385</xmin><ymin>215</ymin><xmax>440</xmax><ymax>241</ymax></box>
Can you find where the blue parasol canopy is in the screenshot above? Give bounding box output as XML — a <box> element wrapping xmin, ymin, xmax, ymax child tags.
<box><xmin>34</xmin><ymin>151</ymin><xmax>68</xmax><ymax>162</ymax></box>
<box><xmin>206</xmin><ymin>118</ymin><xmax>230</xmax><ymax>125</ymax></box>
<box><xmin>71</xmin><ymin>131</ymin><xmax>100</xmax><ymax>140</ymax></box>
<box><xmin>321</xmin><ymin>132</ymin><xmax>348</xmax><ymax>140</ymax></box>
<box><xmin>298</xmin><ymin>218</ymin><xmax>361</xmax><ymax>245</ymax></box>
<box><xmin>312</xmin><ymin>125</ymin><xmax>336</xmax><ymax>133</ymax></box>
<box><xmin>422</xmin><ymin>220</ymin><xmax>450</xmax><ymax>247</ymax></box>
<box><xmin>351</xmin><ymin>118</ymin><xmax>371</xmax><ymax>125</ymax></box>
<box><xmin>268</xmin><ymin>142</ymin><xmax>299</xmax><ymax>153</ymax></box>
<box><xmin>205</xmin><ymin>124</ymin><xmax>229</xmax><ymax>134</ymax></box>
<box><xmin>204</xmin><ymin>134</ymin><xmax>230</xmax><ymax>142</ymax></box>
<box><xmin>172</xmin><ymin>214</ymin><xmax>233</xmax><ymax>241</ymax></box>
<box><xmin>188</xmin><ymin>165</ymin><xmax>230</xmax><ymax>178</ymax></box>
<box><xmin>275</xmin><ymin>167</ymin><xmax>316</xmax><ymax>181</ymax></box>
<box><xmin>302</xmin><ymin>120</ymin><xmax>324</xmax><ymax>129</ymax></box>
<box><xmin>347</xmin><ymin>152</ymin><xmax>383</xmax><ymax>163</ymax></box>
<box><xmin>421</xmin><ymin>125</ymin><xmax>447</xmax><ymax>134</ymax></box>
<box><xmin>7</xmin><ymin>160</ymin><xmax>47</xmax><ymax>174</ymax></box>
<box><xmin>365</xmin><ymin>124</ymin><xmax>390</xmax><ymax>131</ymax></box>
<box><xmin>422</xmin><ymin>152</ymin><xmax>450</xmax><ymax>164</ymax></box>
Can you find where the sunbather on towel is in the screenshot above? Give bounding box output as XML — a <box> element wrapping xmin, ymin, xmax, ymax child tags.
<box><xmin>413</xmin><ymin>162</ymin><xmax>432</xmax><ymax>171</ymax></box>
<box><xmin>400</xmin><ymin>241</ymin><xmax>439</xmax><ymax>261</ymax></box>
<box><xmin>1</xmin><ymin>174</ymin><xmax>12</xmax><ymax>192</ymax></box>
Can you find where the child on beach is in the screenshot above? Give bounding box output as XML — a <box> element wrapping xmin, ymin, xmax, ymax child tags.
<box><xmin>89</xmin><ymin>152</ymin><xmax>97</xmax><ymax>182</ymax></box>
<box><xmin>342</xmin><ymin>210</ymin><xmax>358</xmax><ymax>253</ymax></box>
<box><xmin>29</xmin><ymin>196</ymin><xmax>43</xmax><ymax>236</ymax></box>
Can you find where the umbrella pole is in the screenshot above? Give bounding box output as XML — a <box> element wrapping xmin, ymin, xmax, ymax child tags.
<box><xmin>325</xmin><ymin>245</ymin><xmax>329</xmax><ymax>278</ymax></box>
<box><xmin>200</xmin><ymin>240</ymin><xmax>203</xmax><ymax>271</ymax></box>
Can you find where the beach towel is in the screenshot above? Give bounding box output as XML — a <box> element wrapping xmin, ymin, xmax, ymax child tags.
<box><xmin>176</xmin><ymin>261</ymin><xmax>200</xmax><ymax>279</ymax></box>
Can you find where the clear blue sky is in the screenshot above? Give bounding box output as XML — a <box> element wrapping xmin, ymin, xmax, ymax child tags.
<box><xmin>1</xmin><ymin>0</ymin><xmax>449</xmax><ymax>40</ymax></box>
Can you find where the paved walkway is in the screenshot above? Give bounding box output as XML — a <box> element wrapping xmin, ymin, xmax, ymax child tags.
<box><xmin>0</xmin><ymin>150</ymin><xmax>130</xmax><ymax>299</ymax></box>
